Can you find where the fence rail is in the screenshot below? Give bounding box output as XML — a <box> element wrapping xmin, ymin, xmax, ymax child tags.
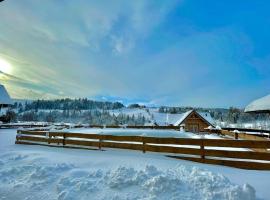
<box><xmin>15</xmin><ymin>130</ymin><xmax>270</xmax><ymax>170</ymax></box>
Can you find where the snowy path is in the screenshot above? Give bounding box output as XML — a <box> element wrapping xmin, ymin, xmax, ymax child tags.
<box><xmin>1</xmin><ymin>129</ymin><xmax>270</xmax><ymax>200</ymax></box>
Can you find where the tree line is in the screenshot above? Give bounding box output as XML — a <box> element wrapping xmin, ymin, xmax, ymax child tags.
<box><xmin>159</xmin><ymin>106</ymin><xmax>270</xmax><ymax>124</ymax></box>
<box><xmin>12</xmin><ymin>98</ymin><xmax>124</xmax><ymax>112</ymax></box>
<box><xmin>4</xmin><ymin>99</ymin><xmax>146</xmax><ymax>125</ymax></box>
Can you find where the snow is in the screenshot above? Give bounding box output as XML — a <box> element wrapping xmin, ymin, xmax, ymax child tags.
<box><xmin>65</xmin><ymin>128</ymin><xmax>196</xmax><ymax>138</ymax></box>
<box><xmin>109</xmin><ymin>108</ymin><xmax>214</xmax><ymax>127</ymax></box>
<box><xmin>63</xmin><ymin>127</ymin><xmax>220</xmax><ymax>139</ymax></box>
<box><xmin>174</xmin><ymin>110</ymin><xmax>193</xmax><ymax>126</ymax></box>
<box><xmin>1</xmin><ymin>129</ymin><xmax>270</xmax><ymax>199</ymax></box>
<box><xmin>245</xmin><ymin>94</ymin><xmax>270</xmax><ymax>112</ymax></box>
<box><xmin>151</xmin><ymin>112</ymin><xmax>184</xmax><ymax>126</ymax></box>
<box><xmin>0</xmin><ymin>84</ymin><xmax>12</xmax><ymax>105</ymax></box>
<box><xmin>198</xmin><ymin>112</ymin><xmax>215</xmax><ymax>125</ymax></box>
<box><xmin>109</xmin><ymin>108</ymin><xmax>151</xmax><ymax>118</ymax></box>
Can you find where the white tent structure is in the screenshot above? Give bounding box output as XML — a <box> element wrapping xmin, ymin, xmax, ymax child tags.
<box><xmin>0</xmin><ymin>84</ymin><xmax>12</xmax><ymax>115</ymax></box>
<box><xmin>245</xmin><ymin>94</ymin><xmax>270</xmax><ymax>113</ymax></box>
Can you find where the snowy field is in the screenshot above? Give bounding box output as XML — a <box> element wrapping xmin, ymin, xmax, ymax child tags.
<box><xmin>62</xmin><ymin>128</ymin><xmax>222</xmax><ymax>139</ymax></box>
<box><xmin>1</xmin><ymin>129</ymin><xmax>270</xmax><ymax>200</ymax></box>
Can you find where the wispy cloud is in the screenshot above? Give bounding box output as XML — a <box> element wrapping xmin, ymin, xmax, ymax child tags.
<box><xmin>0</xmin><ymin>0</ymin><xmax>268</xmax><ymax>107</ymax></box>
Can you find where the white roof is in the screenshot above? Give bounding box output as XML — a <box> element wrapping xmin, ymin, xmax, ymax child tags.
<box><xmin>174</xmin><ymin>110</ymin><xmax>214</xmax><ymax>126</ymax></box>
<box><xmin>173</xmin><ymin>110</ymin><xmax>193</xmax><ymax>126</ymax></box>
<box><xmin>0</xmin><ymin>85</ymin><xmax>12</xmax><ymax>105</ymax></box>
<box><xmin>198</xmin><ymin>112</ymin><xmax>215</xmax><ymax>125</ymax></box>
<box><xmin>245</xmin><ymin>94</ymin><xmax>270</xmax><ymax>113</ymax></box>
<box><xmin>153</xmin><ymin>112</ymin><xmax>186</xmax><ymax>126</ymax></box>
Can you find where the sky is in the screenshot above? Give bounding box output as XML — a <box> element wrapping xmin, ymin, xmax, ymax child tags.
<box><xmin>0</xmin><ymin>0</ymin><xmax>270</xmax><ymax>108</ymax></box>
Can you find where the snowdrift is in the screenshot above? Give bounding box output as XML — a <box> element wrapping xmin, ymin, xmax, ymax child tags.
<box><xmin>0</xmin><ymin>152</ymin><xmax>256</xmax><ymax>200</ymax></box>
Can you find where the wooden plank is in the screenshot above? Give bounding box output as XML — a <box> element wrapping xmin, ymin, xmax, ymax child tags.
<box><xmin>48</xmin><ymin>138</ymin><xmax>63</xmax><ymax>144</ymax></box>
<box><xmin>64</xmin><ymin>133</ymin><xmax>143</xmax><ymax>142</ymax></box>
<box><xmin>65</xmin><ymin>139</ymin><xmax>100</xmax><ymax>147</ymax></box>
<box><xmin>167</xmin><ymin>155</ymin><xmax>270</xmax><ymax>170</ymax></box>
<box><xmin>15</xmin><ymin>141</ymin><xmax>45</xmax><ymax>145</ymax></box>
<box><xmin>240</xmin><ymin>133</ymin><xmax>269</xmax><ymax>141</ymax></box>
<box><xmin>203</xmin><ymin>139</ymin><xmax>270</xmax><ymax>148</ymax></box>
<box><xmin>15</xmin><ymin>140</ymin><xmax>106</xmax><ymax>151</ymax></box>
<box><xmin>17</xmin><ymin>135</ymin><xmax>48</xmax><ymax>143</ymax></box>
<box><xmin>64</xmin><ymin>133</ymin><xmax>101</xmax><ymax>139</ymax></box>
<box><xmin>145</xmin><ymin>144</ymin><xmax>201</xmax><ymax>155</ymax></box>
<box><xmin>143</xmin><ymin>137</ymin><xmax>202</xmax><ymax>145</ymax></box>
<box><xmin>223</xmin><ymin>127</ymin><xmax>270</xmax><ymax>134</ymax></box>
<box><xmin>204</xmin><ymin>149</ymin><xmax>270</xmax><ymax>161</ymax></box>
<box><xmin>101</xmin><ymin>135</ymin><xmax>143</xmax><ymax>142</ymax></box>
<box><xmin>221</xmin><ymin>130</ymin><xmax>269</xmax><ymax>141</ymax></box>
<box><xmin>18</xmin><ymin>130</ymin><xmax>47</xmax><ymax>136</ymax></box>
<box><xmin>101</xmin><ymin>141</ymin><xmax>143</xmax><ymax>151</ymax></box>
<box><xmin>49</xmin><ymin>132</ymin><xmax>65</xmax><ymax>137</ymax></box>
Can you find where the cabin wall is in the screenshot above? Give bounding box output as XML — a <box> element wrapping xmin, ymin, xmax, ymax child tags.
<box><xmin>183</xmin><ymin>113</ymin><xmax>210</xmax><ymax>133</ymax></box>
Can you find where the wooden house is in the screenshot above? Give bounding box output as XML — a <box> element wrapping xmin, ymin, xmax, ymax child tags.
<box><xmin>174</xmin><ymin>110</ymin><xmax>214</xmax><ymax>133</ymax></box>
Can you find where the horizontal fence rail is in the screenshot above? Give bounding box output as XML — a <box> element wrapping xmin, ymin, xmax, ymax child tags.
<box><xmin>223</xmin><ymin>127</ymin><xmax>270</xmax><ymax>135</ymax></box>
<box><xmin>15</xmin><ymin>130</ymin><xmax>270</xmax><ymax>170</ymax></box>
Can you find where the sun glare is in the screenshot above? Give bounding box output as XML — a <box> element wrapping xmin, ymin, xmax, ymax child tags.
<box><xmin>0</xmin><ymin>58</ymin><xmax>12</xmax><ymax>74</ymax></box>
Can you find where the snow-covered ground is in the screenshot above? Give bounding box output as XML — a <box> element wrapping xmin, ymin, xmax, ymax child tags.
<box><xmin>1</xmin><ymin>129</ymin><xmax>270</xmax><ymax>200</ymax></box>
<box><xmin>62</xmin><ymin>128</ymin><xmax>222</xmax><ymax>139</ymax></box>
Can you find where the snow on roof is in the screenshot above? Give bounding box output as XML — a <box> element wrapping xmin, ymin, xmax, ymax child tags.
<box><xmin>173</xmin><ymin>110</ymin><xmax>214</xmax><ymax>126</ymax></box>
<box><xmin>197</xmin><ymin>112</ymin><xmax>215</xmax><ymax>125</ymax></box>
<box><xmin>0</xmin><ymin>85</ymin><xmax>12</xmax><ymax>105</ymax></box>
<box><xmin>152</xmin><ymin>112</ymin><xmax>186</xmax><ymax>126</ymax></box>
<box><xmin>245</xmin><ymin>94</ymin><xmax>270</xmax><ymax>113</ymax></box>
<box><xmin>173</xmin><ymin>110</ymin><xmax>193</xmax><ymax>126</ymax></box>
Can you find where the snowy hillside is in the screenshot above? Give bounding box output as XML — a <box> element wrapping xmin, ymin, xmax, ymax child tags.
<box><xmin>109</xmin><ymin>108</ymin><xmax>151</xmax><ymax>119</ymax></box>
<box><xmin>109</xmin><ymin>108</ymin><xmax>215</xmax><ymax>126</ymax></box>
<box><xmin>245</xmin><ymin>94</ymin><xmax>270</xmax><ymax>112</ymax></box>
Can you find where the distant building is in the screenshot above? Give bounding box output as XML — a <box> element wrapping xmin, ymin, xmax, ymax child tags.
<box><xmin>245</xmin><ymin>94</ymin><xmax>270</xmax><ymax>113</ymax></box>
<box><xmin>0</xmin><ymin>84</ymin><xmax>12</xmax><ymax>116</ymax></box>
<box><xmin>173</xmin><ymin>110</ymin><xmax>214</xmax><ymax>133</ymax></box>
<box><xmin>153</xmin><ymin>109</ymin><xmax>214</xmax><ymax>133</ymax></box>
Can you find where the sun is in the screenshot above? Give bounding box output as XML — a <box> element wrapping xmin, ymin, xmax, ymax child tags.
<box><xmin>0</xmin><ymin>58</ymin><xmax>12</xmax><ymax>74</ymax></box>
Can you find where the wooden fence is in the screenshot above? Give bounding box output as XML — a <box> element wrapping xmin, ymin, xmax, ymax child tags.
<box><xmin>223</xmin><ymin>127</ymin><xmax>270</xmax><ymax>137</ymax></box>
<box><xmin>208</xmin><ymin>129</ymin><xmax>269</xmax><ymax>141</ymax></box>
<box><xmin>15</xmin><ymin>130</ymin><xmax>270</xmax><ymax>170</ymax></box>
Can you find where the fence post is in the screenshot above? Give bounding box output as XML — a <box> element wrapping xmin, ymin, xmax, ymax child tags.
<box><xmin>16</xmin><ymin>130</ymin><xmax>21</xmax><ymax>143</ymax></box>
<box><xmin>99</xmin><ymin>136</ymin><xmax>102</xmax><ymax>150</ymax></box>
<box><xmin>63</xmin><ymin>133</ymin><xmax>66</xmax><ymax>146</ymax></box>
<box><xmin>200</xmin><ymin>140</ymin><xmax>205</xmax><ymax>160</ymax></box>
<box><xmin>47</xmin><ymin>132</ymin><xmax>50</xmax><ymax>145</ymax></box>
<box><xmin>234</xmin><ymin>132</ymin><xmax>238</xmax><ymax>140</ymax></box>
<box><xmin>142</xmin><ymin>138</ymin><xmax>146</xmax><ymax>153</ymax></box>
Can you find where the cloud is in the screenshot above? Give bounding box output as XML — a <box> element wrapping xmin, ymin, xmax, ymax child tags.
<box><xmin>0</xmin><ymin>0</ymin><xmax>180</xmax><ymax>96</ymax></box>
<box><xmin>0</xmin><ymin>0</ymin><xmax>267</xmax><ymax>107</ymax></box>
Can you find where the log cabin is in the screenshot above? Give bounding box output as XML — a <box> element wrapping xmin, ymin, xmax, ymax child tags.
<box><xmin>174</xmin><ymin>110</ymin><xmax>214</xmax><ymax>133</ymax></box>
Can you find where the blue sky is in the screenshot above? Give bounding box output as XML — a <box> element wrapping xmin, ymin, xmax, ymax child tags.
<box><xmin>0</xmin><ymin>0</ymin><xmax>269</xmax><ymax>108</ymax></box>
